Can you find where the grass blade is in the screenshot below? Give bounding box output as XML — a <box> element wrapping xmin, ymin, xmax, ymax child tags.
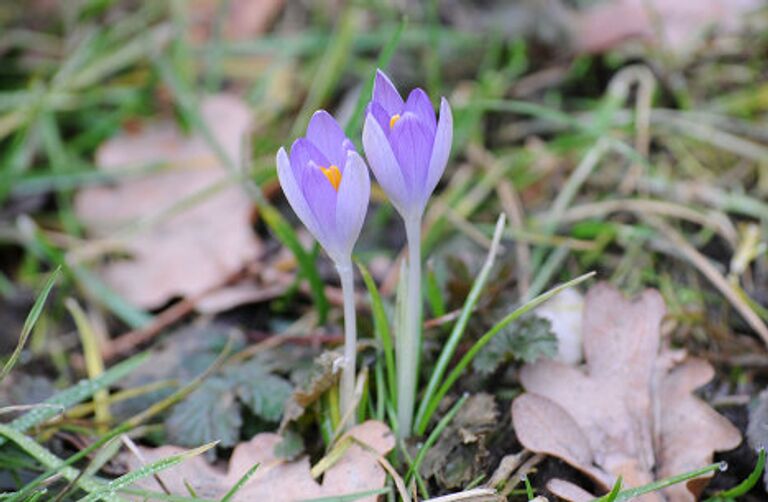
<box><xmin>0</xmin><ymin>267</ymin><xmax>60</xmax><ymax>384</ymax></box>
<box><xmin>261</xmin><ymin>205</ymin><xmax>330</xmax><ymax>324</ymax></box>
<box><xmin>298</xmin><ymin>488</ymin><xmax>391</xmax><ymax>502</ymax></box>
<box><xmin>612</xmin><ymin>462</ymin><xmax>724</xmax><ymax>501</ymax></box>
<box><xmin>406</xmin><ymin>394</ymin><xmax>468</xmax><ymax>488</ymax></box>
<box><xmin>77</xmin><ymin>442</ymin><xmax>218</xmax><ymax>502</ymax></box>
<box><xmin>414</xmin><ymin>214</ymin><xmax>505</xmax><ymax>435</ymax></box>
<box><xmin>704</xmin><ymin>448</ymin><xmax>765</xmax><ymax>501</ymax></box>
<box><xmin>0</xmin><ymin>424</ymin><xmax>111</xmax><ymax>499</ymax></box>
<box><xmin>2</xmin><ymin>352</ymin><xmax>149</xmax><ymax>448</ymax></box>
<box><xmin>357</xmin><ymin>261</ymin><xmax>396</xmax><ymax>402</ymax></box>
<box><xmin>10</xmin><ymin>339</ymin><xmax>230</xmax><ymax>501</ymax></box>
<box><xmin>417</xmin><ymin>271</ymin><xmax>596</xmax><ymax>432</ymax></box>
<box><xmin>17</xmin><ymin>217</ymin><xmax>152</xmax><ymax>328</ymax></box>
<box><xmin>344</xmin><ymin>18</ymin><xmax>406</xmax><ymax>139</ymax></box>
<box><xmin>595</xmin><ymin>477</ymin><xmax>623</xmax><ymax>502</ymax></box>
<box><xmin>65</xmin><ymin>298</ymin><xmax>111</xmax><ymax>431</ymax></box>
<box><xmin>219</xmin><ymin>462</ymin><xmax>260</xmax><ymax>502</ymax></box>
<box><xmin>290</xmin><ymin>6</ymin><xmax>355</xmax><ymax>138</ymax></box>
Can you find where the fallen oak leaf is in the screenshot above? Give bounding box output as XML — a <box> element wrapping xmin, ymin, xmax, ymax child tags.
<box><xmin>511</xmin><ymin>394</ymin><xmax>613</xmax><ymax>488</ymax></box>
<box><xmin>74</xmin><ymin>94</ymin><xmax>260</xmax><ymax>310</ymax></box>
<box><xmin>122</xmin><ymin>444</ymin><xmax>224</xmax><ymax>498</ymax></box>
<box><xmin>574</xmin><ymin>0</ymin><xmax>764</xmax><ymax>57</ymax></box>
<box><xmin>124</xmin><ymin>420</ymin><xmax>394</xmax><ymax>502</ymax></box>
<box><xmin>657</xmin><ymin>359</ymin><xmax>741</xmax><ymax>501</ymax></box>
<box><xmin>187</xmin><ymin>0</ymin><xmax>285</xmax><ymax>42</ymax></box>
<box><xmin>511</xmin><ymin>282</ymin><xmax>741</xmax><ymax>501</ymax></box>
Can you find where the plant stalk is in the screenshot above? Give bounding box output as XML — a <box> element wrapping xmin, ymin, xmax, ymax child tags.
<box><xmin>336</xmin><ymin>259</ymin><xmax>357</xmax><ymax>428</ymax></box>
<box><xmin>398</xmin><ymin>216</ymin><xmax>422</xmax><ymax>437</ymax></box>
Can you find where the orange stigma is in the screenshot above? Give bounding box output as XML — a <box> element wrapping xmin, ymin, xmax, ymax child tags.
<box><xmin>389</xmin><ymin>114</ymin><xmax>401</xmax><ymax>129</ymax></box>
<box><xmin>320</xmin><ymin>165</ymin><xmax>342</xmax><ymax>191</ymax></box>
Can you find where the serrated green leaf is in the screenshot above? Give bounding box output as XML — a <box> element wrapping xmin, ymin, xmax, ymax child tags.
<box><xmin>164</xmin><ymin>357</ymin><xmax>292</xmax><ymax>449</ymax></box>
<box><xmin>472</xmin><ymin>315</ymin><xmax>557</xmax><ymax>375</ymax></box>
<box><xmin>273</xmin><ymin>429</ymin><xmax>305</xmax><ymax>461</ymax></box>
<box><xmin>233</xmin><ymin>369</ymin><xmax>292</xmax><ymax>422</ymax></box>
<box><xmin>166</xmin><ymin>377</ymin><xmax>241</xmax><ymax>450</ymax></box>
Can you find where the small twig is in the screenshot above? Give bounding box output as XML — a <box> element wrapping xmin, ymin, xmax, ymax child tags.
<box><xmin>423</xmin><ymin>308</ymin><xmax>464</xmax><ymax>329</ymax></box>
<box><xmin>486</xmin><ymin>451</ymin><xmax>530</xmax><ymax>490</ymax></box>
<box><xmin>424</xmin><ymin>487</ymin><xmax>501</xmax><ymax>502</ymax></box>
<box><xmin>100</xmin><ymin>293</ymin><xmax>200</xmax><ymax>361</ymax></box>
<box><xmin>101</xmin><ymin>269</ymin><xmax>247</xmax><ymax>361</ymax></box>
<box><xmin>497</xmin><ymin>179</ymin><xmax>531</xmax><ymax>298</ymax></box>
<box><xmin>437</xmin><ymin>201</ymin><xmax>495</xmax><ymax>250</ymax></box>
<box><xmin>501</xmin><ymin>453</ymin><xmax>545</xmax><ymax>497</ymax></box>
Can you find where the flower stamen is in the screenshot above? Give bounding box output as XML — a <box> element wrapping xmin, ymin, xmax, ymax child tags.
<box><xmin>320</xmin><ymin>165</ymin><xmax>342</xmax><ymax>191</ymax></box>
<box><xmin>389</xmin><ymin>114</ymin><xmax>401</xmax><ymax>129</ymax></box>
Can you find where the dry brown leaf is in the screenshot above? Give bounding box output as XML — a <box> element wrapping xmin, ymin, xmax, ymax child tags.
<box><xmin>125</xmin><ymin>420</ymin><xmax>394</xmax><ymax>502</ymax></box>
<box><xmin>196</xmin><ymin>280</ymin><xmax>290</xmax><ymax>314</ymax></box>
<box><xmin>657</xmin><ymin>359</ymin><xmax>741</xmax><ymax>501</ymax></box>
<box><xmin>511</xmin><ymin>282</ymin><xmax>741</xmax><ymax>501</ymax></box>
<box><xmin>575</xmin><ymin>0</ymin><xmax>763</xmax><ymax>55</ymax></box>
<box><xmin>422</xmin><ymin>393</ymin><xmax>499</xmax><ymax>489</ymax></box>
<box><xmin>74</xmin><ymin>94</ymin><xmax>260</xmax><ymax>309</ymax></box>
<box><xmin>546</xmin><ymin>478</ymin><xmax>595</xmax><ymax>502</ymax></box>
<box><xmin>511</xmin><ymin>394</ymin><xmax>611</xmax><ymax>487</ymax></box>
<box><xmin>187</xmin><ymin>0</ymin><xmax>285</xmax><ymax>42</ymax></box>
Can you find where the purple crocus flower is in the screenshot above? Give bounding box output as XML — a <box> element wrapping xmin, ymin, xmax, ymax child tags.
<box><xmin>277</xmin><ymin>110</ymin><xmax>370</xmax><ymax>263</ymax></box>
<box><xmin>362</xmin><ymin>70</ymin><xmax>453</xmax><ymax>219</ymax></box>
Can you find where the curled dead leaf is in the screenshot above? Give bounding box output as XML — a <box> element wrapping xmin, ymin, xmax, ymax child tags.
<box><xmin>422</xmin><ymin>393</ymin><xmax>499</xmax><ymax>489</ymax></box>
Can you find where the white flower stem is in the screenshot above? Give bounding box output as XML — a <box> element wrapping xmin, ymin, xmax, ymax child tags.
<box><xmin>336</xmin><ymin>258</ymin><xmax>357</xmax><ymax>429</ymax></box>
<box><xmin>398</xmin><ymin>216</ymin><xmax>422</xmax><ymax>437</ymax></box>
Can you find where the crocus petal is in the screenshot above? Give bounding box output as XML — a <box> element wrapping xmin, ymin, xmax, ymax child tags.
<box><xmin>424</xmin><ymin>97</ymin><xmax>453</xmax><ymax>199</ymax></box>
<box><xmin>306</xmin><ymin>110</ymin><xmax>354</xmax><ymax>170</ymax></box>
<box><xmin>276</xmin><ymin>147</ymin><xmax>325</xmax><ymax>244</ymax></box>
<box><xmin>334</xmin><ymin>151</ymin><xmax>370</xmax><ymax>259</ymax></box>
<box><xmin>367</xmin><ymin>101</ymin><xmax>393</xmax><ymax>137</ymax></box>
<box><xmin>363</xmin><ymin>113</ymin><xmax>409</xmax><ymax>215</ymax></box>
<box><xmin>290</xmin><ymin>138</ymin><xmax>330</xmax><ymax>176</ymax></box>
<box><xmin>373</xmin><ymin>69</ymin><xmax>404</xmax><ymax>116</ymax></box>
<box><xmin>404</xmin><ymin>88</ymin><xmax>436</xmax><ymax>136</ymax></box>
<box><xmin>389</xmin><ymin>112</ymin><xmax>433</xmax><ymax>207</ymax></box>
<box><xmin>298</xmin><ymin>164</ymin><xmax>341</xmax><ymax>255</ymax></box>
